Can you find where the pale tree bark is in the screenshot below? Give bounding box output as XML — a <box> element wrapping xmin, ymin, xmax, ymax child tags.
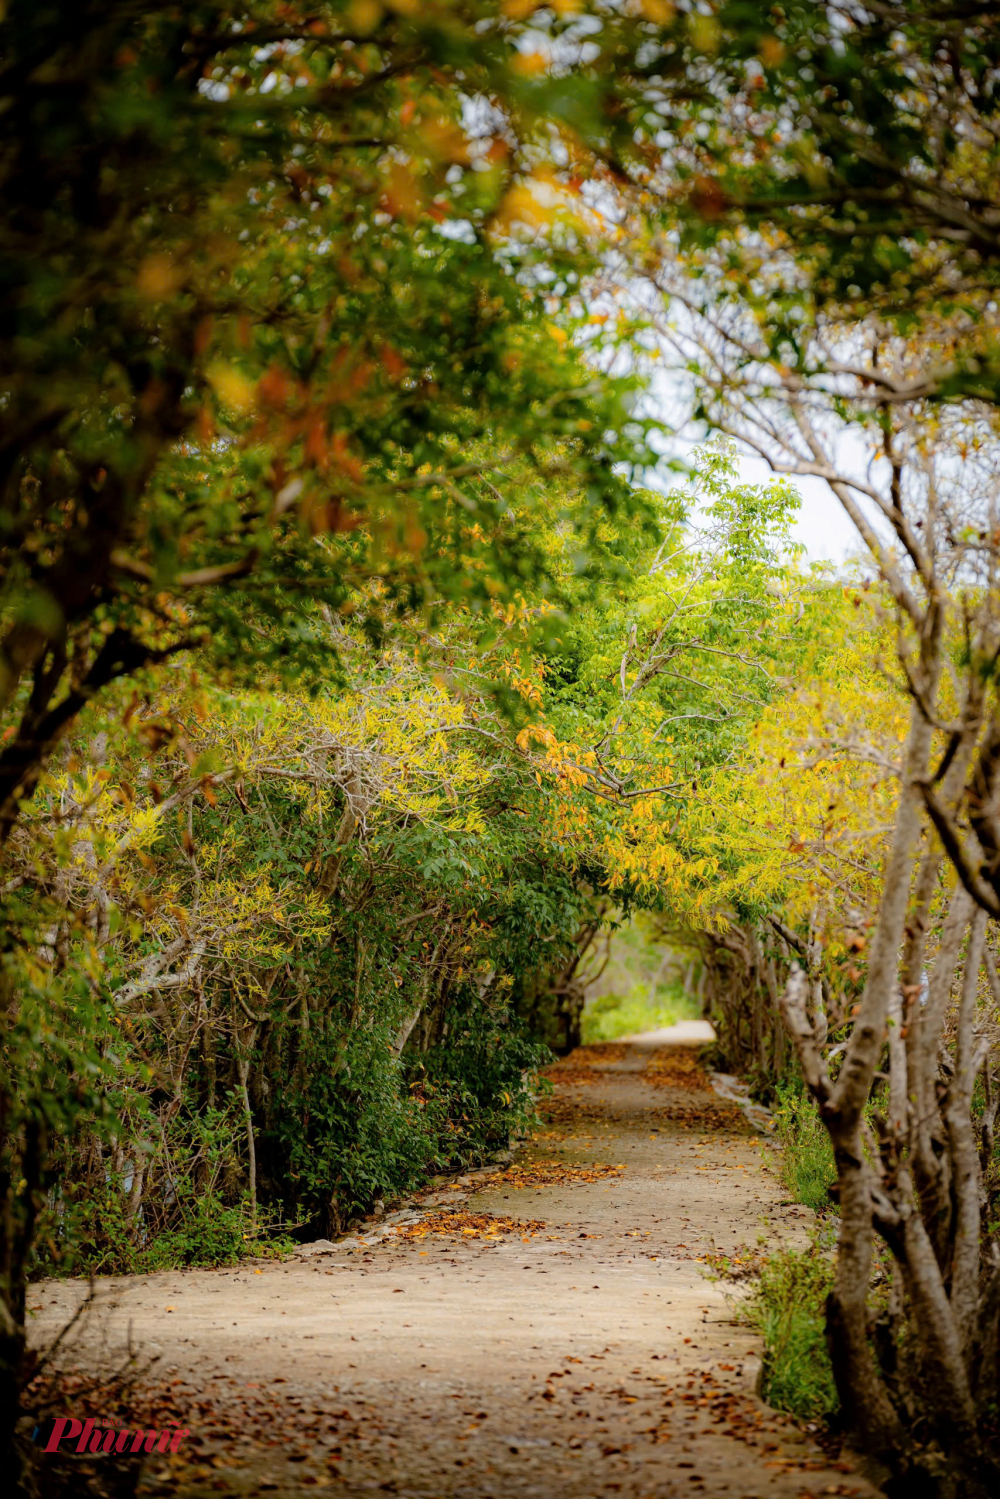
<box><xmin>910</xmin><ymin>885</ymin><xmax>974</xmax><ymax>1262</ymax></box>
<box><xmin>945</xmin><ymin>912</ymin><xmax>987</xmax><ymax>1358</ymax></box>
<box><xmin>822</xmin><ymin>699</ymin><xmax>933</xmax><ymax>1460</ymax></box>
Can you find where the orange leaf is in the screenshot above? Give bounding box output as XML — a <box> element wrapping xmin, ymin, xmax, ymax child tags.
<box><xmin>306</xmin><ymin>415</ymin><xmax>328</xmax><ymax>467</ymax></box>
<box><xmin>258</xmin><ymin>364</ymin><xmax>293</xmax><ymax>410</ymax></box>
<box><xmin>380</xmin><ymin>345</ymin><xmax>407</xmax><ymax>380</ymax></box>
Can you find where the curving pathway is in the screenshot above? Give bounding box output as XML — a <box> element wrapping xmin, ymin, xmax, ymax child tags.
<box><xmin>30</xmin><ymin>1034</ymin><xmax>881</xmax><ymax>1499</ymax></box>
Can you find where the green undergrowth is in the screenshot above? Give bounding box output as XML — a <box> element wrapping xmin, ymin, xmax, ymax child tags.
<box><xmin>32</xmin><ymin>1018</ymin><xmax>550</xmax><ymax>1278</ymax></box>
<box><xmin>772</xmin><ymin>1080</ymin><xmax>837</xmax><ymax>1211</ymax></box>
<box><xmin>736</xmin><ymin>1082</ymin><xmax>839</xmax><ymax>1422</ymax></box>
<box><xmin>36</xmin><ymin>1191</ymin><xmax>298</xmax><ymax>1277</ymax></box>
<box><xmin>740</xmin><ymin>1240</ymin><xmax>839</xmax><ymax>1423</ymax></box>
<box><xmin>704</xmin><ymin>1079</ymin><xmax>841</xmax><ymax>1426</ymax></box>
<box><xmin>581</xmin><ymin>981</ymin><xmax>700</xmax><ymax>1043</ymax></box>
<box><xmin>704</xmin><ymin>1233</ymin><xmax>840</xmax><ymax>1425</ymax></box>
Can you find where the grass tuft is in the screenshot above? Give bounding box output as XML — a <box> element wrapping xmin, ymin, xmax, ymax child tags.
<box><xmin>740</xmin><ymin>1242</ymin><xmax>839</xmax><ymax>1423</ymax></box>
<box><xmin>772</xmin><ymin>1081</ymin><xmax>837</xmax><ymax>1212</ymax></box>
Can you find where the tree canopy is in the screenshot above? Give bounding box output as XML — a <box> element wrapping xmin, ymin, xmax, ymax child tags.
<box><xmin>5</xmin><ymin>6</ymin><xmax>1000</xmax><ymax>1495</ymax></box>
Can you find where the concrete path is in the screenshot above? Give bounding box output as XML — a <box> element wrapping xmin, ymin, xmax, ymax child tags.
<box><xmin>29</xmin><ymin>1038</ymin><xmax>879</xmax><ymax>1499</ymax></box>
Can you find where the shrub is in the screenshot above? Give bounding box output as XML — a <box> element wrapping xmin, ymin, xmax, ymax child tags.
<box><xmin>271</xmin><ymin>1023</ymin><xmax>437</xmax><ymax>1230</ymax></box>
<box><xmin>417</xmin><ymin>1018</ymin><xmax>551</xmax><ymax>1166</ymax></box>
<box><xmin>271</xmin><ymin>1009</ymin><xmax>550</xmax><ymax>1234</ymax></box>
<box><xmin>141</xmin><ymin>1194</ymin><xmax>295</xmax><ymax>1270</ymax></box>
<box><xmin>35</xmin><ymin>1187</ymin><xmax>294</xmax><ymax>1276</ymax></box>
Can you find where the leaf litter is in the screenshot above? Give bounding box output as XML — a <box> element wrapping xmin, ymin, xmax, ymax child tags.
<box><xmin>391</xmin><ymin>1211</ymin><xmax>546</xmax><ymax>1242</ymax></box>
<box><xmin>478</xmin><ymin>1161</ymin><xmax>626</xmax><ymax>1190</ymax></box>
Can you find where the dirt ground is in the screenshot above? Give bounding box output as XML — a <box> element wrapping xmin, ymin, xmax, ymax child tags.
<box><xmin>28</xmin><ymin>1034</ymin><xmax>882</xmax><ymax>1499</ymax></box>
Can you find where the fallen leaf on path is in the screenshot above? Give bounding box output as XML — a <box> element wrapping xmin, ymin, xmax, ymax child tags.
<box><xmin>392</xmin><ymin>1212</ymin><xmax>546</xmax><ymax>1242</ymax></box>
<box><xmin>478</xmin><ymin>1161</ymin><xmax>625</xmax><ymax>1190</ymax></box>
<box><xmin>646</xmin><ymin>1051</ymin><xmax>710</xmax><ymax>1090</ymax></box>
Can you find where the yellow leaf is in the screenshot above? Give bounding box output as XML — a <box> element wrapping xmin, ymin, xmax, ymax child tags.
<box><xmin>206</xmin><ymin>362</ymin><xmax>256</xmax><ymax>416</ymax></box>
<box><xmin>136</xmin><ymin>253</ymin><xmax>181</xmax><ymax>301</ymax></box>
<box><xmin>640</xmin><ymin>0</ymin><xmax>674</xmax><ymax>20</ymax></box>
